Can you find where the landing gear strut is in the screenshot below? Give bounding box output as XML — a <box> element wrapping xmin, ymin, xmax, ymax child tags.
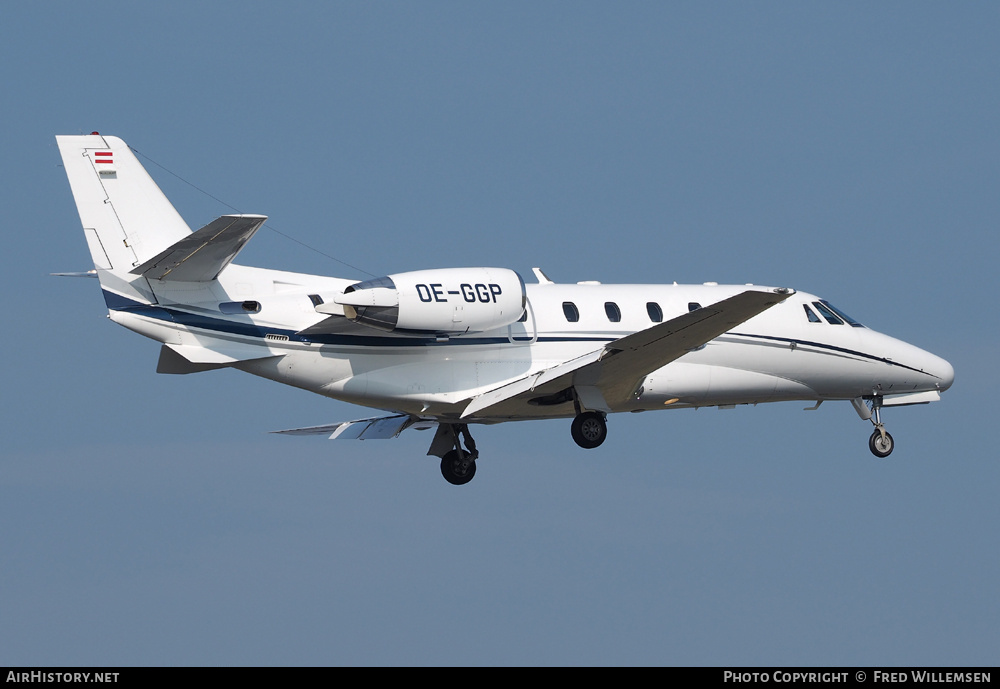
<box><xmin>439</xmin><ymin>424</ymin><xmax>479</xmax><ymax>485</ymax></box>
<box><xmin>866</xmin><ymin>396</ymin><xmax>894</xmax><ymax>458</ymax></box>
<box><xmin>571</xmin><ymin>411</ymin><xmax>607</xmax><ymax>449</ymax></box>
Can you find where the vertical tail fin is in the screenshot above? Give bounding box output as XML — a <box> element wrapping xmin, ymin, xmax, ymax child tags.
<box><xmin>56</xmin><ymin>133</ymin><xmax>193</xmax><ymax>305</ymax></box>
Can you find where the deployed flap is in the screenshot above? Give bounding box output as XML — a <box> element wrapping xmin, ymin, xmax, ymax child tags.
<box><xmin>272</xmin><ymin>415</ymin><xmax>433</xmax><ymax>440</ymax></box>
<box><xmin>463</xmin><ymin>289</ymin><xmax>792</xmax><ymax>418</ymax></box>
<box><xmin>130</xmin><ymin>214</ymin><xmax>266</xmax><ymax>282</ymax></box>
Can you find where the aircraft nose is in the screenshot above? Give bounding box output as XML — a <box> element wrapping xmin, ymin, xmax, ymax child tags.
<box><xmin>933</xmin><ymin>355</ymin><xmax>955</xmax><ymax>392</ymax></box>
<box><xmin>873</xmin><ymin>331</ymin><xmax>955</xmax><ymax>393</ymax></box>
<box><xmin>914</xmin><ymin>347</ymin><xmax>954</xmax><ymax>392</ymax></box>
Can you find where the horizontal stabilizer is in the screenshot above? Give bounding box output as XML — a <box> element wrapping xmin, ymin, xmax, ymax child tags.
<box><xmin>130</xmin><ymin>214</ymin><xmax>266</xmax><ymax>282</ymax></box>
<box><xmin>272</xmin><ymin>414</ymin><xmax>434</xmax><ymax>440</ymax></box>
<box><xmin>51</xmin><ymin>270</ymin><xmax>98</xmax><ymax>278</ymax></box>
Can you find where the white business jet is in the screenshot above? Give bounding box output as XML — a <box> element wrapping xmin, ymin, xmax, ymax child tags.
<box><xmin>56</xmin><ymin>134</ymin><xmax>954</xmax><ymax>485</ymax></box>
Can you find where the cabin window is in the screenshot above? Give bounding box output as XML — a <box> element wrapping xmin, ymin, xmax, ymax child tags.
<box><xmin>688</xmin><ymin>302</ymin><xmax>702</xmax><ymax>312</ymax></box>
<box><xmin>820</xmin><ymin>300</ymin><xmax>865</xmax><ymax>328</ymax></box>
<box><xmin>562</xmin><ymin>302</ymin><xmax>580</xmax><ymax>323</ymax></box>
<box><xmin>803</xmin><ymin>304</ymin><xmax>821</xmax><ymax>323</ymax></box>
<box><xmin>308</xmin><ymin>294</ymin><xmax>324</xmax><ymax>306</ymax></box>
<box><xmin>604</xmin><ymin>302</ymin><xmax>621</xmax><ymax>323</ymax></box>
<box><xmin>812</xmin><ymin>301</ymin><xmax>844</xmax><ymax>325</ymax></box>
<box><xmin>646</xmin><ymin>302</ymin><xmax>662</xmax><ymax>323</ymax></box>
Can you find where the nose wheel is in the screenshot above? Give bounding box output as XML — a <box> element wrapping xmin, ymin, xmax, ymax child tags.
<box><xmin>869</xmin><ymin>428</ymin><xmax>894</xmax><ymax>458</ymax></box>
<box><xmin>865</xmin><ymin>396</ymin><xmax>895</xmax><ymax>458</ymax></box>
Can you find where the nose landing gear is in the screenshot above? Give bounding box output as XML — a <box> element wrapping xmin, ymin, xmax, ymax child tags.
<box><xmin>859</xmin><ymin>396</ymin><xmax>895</xmax><ymax>458</ymax></box>
<box><xmin>869</xmin><ymin>427</ymin><xmax>895</xmax><ymax>458</ymax></box>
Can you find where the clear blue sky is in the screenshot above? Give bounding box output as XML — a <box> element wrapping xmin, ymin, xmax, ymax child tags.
<box><xmin>2</xmin><ymin>2</ymin><xmax>997</xmax><ymax>665</ymax></box>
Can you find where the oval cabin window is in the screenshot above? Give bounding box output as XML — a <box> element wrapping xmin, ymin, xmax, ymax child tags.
<box><xmin>562</xmin><ymin>302</ymin><xmax>580</xmax><ymax>323</ymax></box>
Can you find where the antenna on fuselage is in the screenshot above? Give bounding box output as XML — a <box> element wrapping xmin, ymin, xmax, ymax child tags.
<box><xmin>532</xmin><ymin>267</ymin><xmax>554</xmax><ymax>284</ymax></box>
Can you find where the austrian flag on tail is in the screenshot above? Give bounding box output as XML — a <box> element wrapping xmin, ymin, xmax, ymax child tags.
<box><xmin>94</xmin><ymin>151</ymin><xmax>113</xmax><ymax>164</ymax></box>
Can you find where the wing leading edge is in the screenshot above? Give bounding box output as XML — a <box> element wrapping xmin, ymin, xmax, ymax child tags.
<box><xmin>462</xmin><ymin>288</ymin><xmax>793</xmax><ymax>419</ymax></box>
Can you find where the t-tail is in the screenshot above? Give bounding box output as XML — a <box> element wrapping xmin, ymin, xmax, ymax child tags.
<box><xmin>56</xmin><ymin>133</ymin><xmax>265</xmax><ymax>308</ymax></box>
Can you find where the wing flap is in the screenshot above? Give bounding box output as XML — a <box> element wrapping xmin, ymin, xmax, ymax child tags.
<box><xmin>272</xmin><ymin>414</ymin><xmax>432</xmax><ymax>440</ymax></box>
<box><xmin>130</xmin><ymin>214</ymin><xmax>267</xmax><ymax>282</ymax></box>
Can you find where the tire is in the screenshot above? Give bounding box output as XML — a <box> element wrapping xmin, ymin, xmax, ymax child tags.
<box><xmin>868</xmin><ymin>429</ymin><xmax>894</xmax><ymax>458</ymax></box>
<box><xmin>440</xmin><ymin>450</ymin><xmax>477</xmax><ymax>485</ymax></box>
<box><xmin>571</xmin><ymin>412</ymin><xmax>607</xmax><ymax>449</ymax></box>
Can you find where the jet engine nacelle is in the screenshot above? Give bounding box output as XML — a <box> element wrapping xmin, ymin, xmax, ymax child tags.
<box><xmin>335</xmin><ymin>267</ymin><xmax>526</xmax><ymax>334</ymax></box>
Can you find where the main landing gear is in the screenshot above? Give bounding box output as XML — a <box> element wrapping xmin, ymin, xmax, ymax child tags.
<box><xmin>434</xmin><ymin>410</ymin><xmax>609</xmax><ymax>485</ymax></box>
<box><xmin>438</xmin><ymin>423</ymin><xmax>479</xmax><ymax>485</ymax></box>
<box><xmin>571</xmin><ymin>411</ymin><xmax>607</xmax><ymax>449</ymax></box>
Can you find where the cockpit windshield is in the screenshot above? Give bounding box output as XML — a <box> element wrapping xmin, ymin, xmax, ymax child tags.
<box><xmin>818</xmin><ymin>300</ymin><xmax>864</xmax><ymax>327</ymax></box>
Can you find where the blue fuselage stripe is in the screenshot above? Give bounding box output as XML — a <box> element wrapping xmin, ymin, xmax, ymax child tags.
<box><xmin>728</xmin><ymin>332</ymin><xmax>933</xmax><ymax>377</ymax></box>
<box><xmin>104</xmin><ymin>290</ymin><xmax>611</xmax><ymax>347</ymax></box>
<box><xmin>103</xmin><ymin>290</ymin><xmax>935</xmax><ymax>376</ymax></box>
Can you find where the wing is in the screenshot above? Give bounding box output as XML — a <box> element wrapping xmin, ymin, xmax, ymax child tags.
<box><xmin>272</xmin><ymin>414</ymin><xmax>436</xmax><ymax>440</ymax></box>
<box><xmin>462</xmin><ymin>288</ymin><xmax>792</xmax><ymax>418</ymax></box>
<box><xmin>130</xmin><ymin>214</ymin><xmax>267</xmax><ymax>282</ymax></box>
